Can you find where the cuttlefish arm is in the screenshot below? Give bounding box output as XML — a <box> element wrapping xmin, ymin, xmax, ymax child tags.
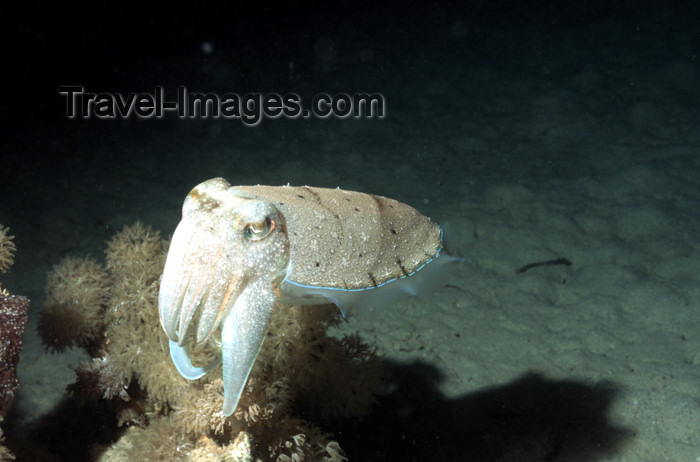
<box><xmin>169</xmin><ymin>341</ymin><xmax>220</xmax><ymax>380</ymax></box>
<box><xmin>167</xmin><ymin>280</ymin><xmax>277</xmax><ymax>414</ymax></box>
<box><xmin>220</xmin><ymin>280</ymin><xmax>278</xmax><ymax>415</ymax></box>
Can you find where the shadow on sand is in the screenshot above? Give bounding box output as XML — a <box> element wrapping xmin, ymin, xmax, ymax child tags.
<box><xmin>336</xmin><ymin>360</ymin><xmax>632</xmax><ymax>462</ymax></box>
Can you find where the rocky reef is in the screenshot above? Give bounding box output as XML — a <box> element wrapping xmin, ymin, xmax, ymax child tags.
<box><xmin>37</xmin><ymin>223</ymin><xmax>381</xmax><ymax>461</ymax></box>
<box><xmin>0</xmin><ymin>225</ymin><xmax>29</xmax><ymax>461</ymax></box>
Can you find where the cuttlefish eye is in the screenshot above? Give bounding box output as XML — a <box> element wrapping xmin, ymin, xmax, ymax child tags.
<box><xmin>244</xmin><ymin>216</ymin><xmax>275</xmax><ymax>241</ymax></box>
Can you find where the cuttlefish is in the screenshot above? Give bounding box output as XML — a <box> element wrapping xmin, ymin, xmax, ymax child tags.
<box><xmin>158</xmin><ymin>178</ymin><xmax>461</xmax><ymax>416</ymax></box>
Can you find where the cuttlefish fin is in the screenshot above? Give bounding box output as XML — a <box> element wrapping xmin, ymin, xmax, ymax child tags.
<box><xmin>221</xmin><ymin>281</ymin><xmax>278</xmax><ymax>416</ymax></box>
<box><xmin>169</xmin><ymin>340</ymin><xmax>221</xmax><ymax>380</ymax></box>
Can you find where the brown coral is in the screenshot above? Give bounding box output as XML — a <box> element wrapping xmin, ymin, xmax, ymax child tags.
<box><xmin>261</xmin><ymin>305</ymin><xmax>380</xmax><ymax>422</ymax></box>
<box><xmin>0</xmin><ymin>226</ymin><xmax>15</xmax><ymax>276</ymax></box>
<box><xmin>188</xmin><ymin>431</ymin><xmax>256</xmax><ymax>462</ymax></box>
<box><xmin>39</xmin><ymin>223</ymin><xmax>379</xmax><ymax>461</ymax></box>
<box><xmin>104</xmin><ymin>221</ymin><xmax>165</xmax><ymax>278</ymax></box>
<box><xmin>38</xmin><ymin>256</ymin><xmax>110</xmax><ymax>352</ymax></box>
<box><xmin>67</xmin><ymin>356</ymin><xmax>130</xmax><ymax>404</ymax></box>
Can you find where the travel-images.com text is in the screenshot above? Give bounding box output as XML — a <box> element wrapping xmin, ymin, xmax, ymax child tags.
<box><xmin>58</xmin><ymin>86</ymin><xmax>385</xmax><ymax>126</ymax></box>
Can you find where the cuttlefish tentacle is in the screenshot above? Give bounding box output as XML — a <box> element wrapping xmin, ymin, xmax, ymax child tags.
<box><xmin>159</xmin><ymin>219</ymin><xmax>196</xmax><ymax>338</ymax></box>
<box><xmin>221</xmin><ymin>280</ymin><xmax>278</xmax><ymax>416</ymax></box>
<box><xmin>169</xmin><ymin>340</ymin><xmax>221</xmax><ymax>379</ymax></box>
